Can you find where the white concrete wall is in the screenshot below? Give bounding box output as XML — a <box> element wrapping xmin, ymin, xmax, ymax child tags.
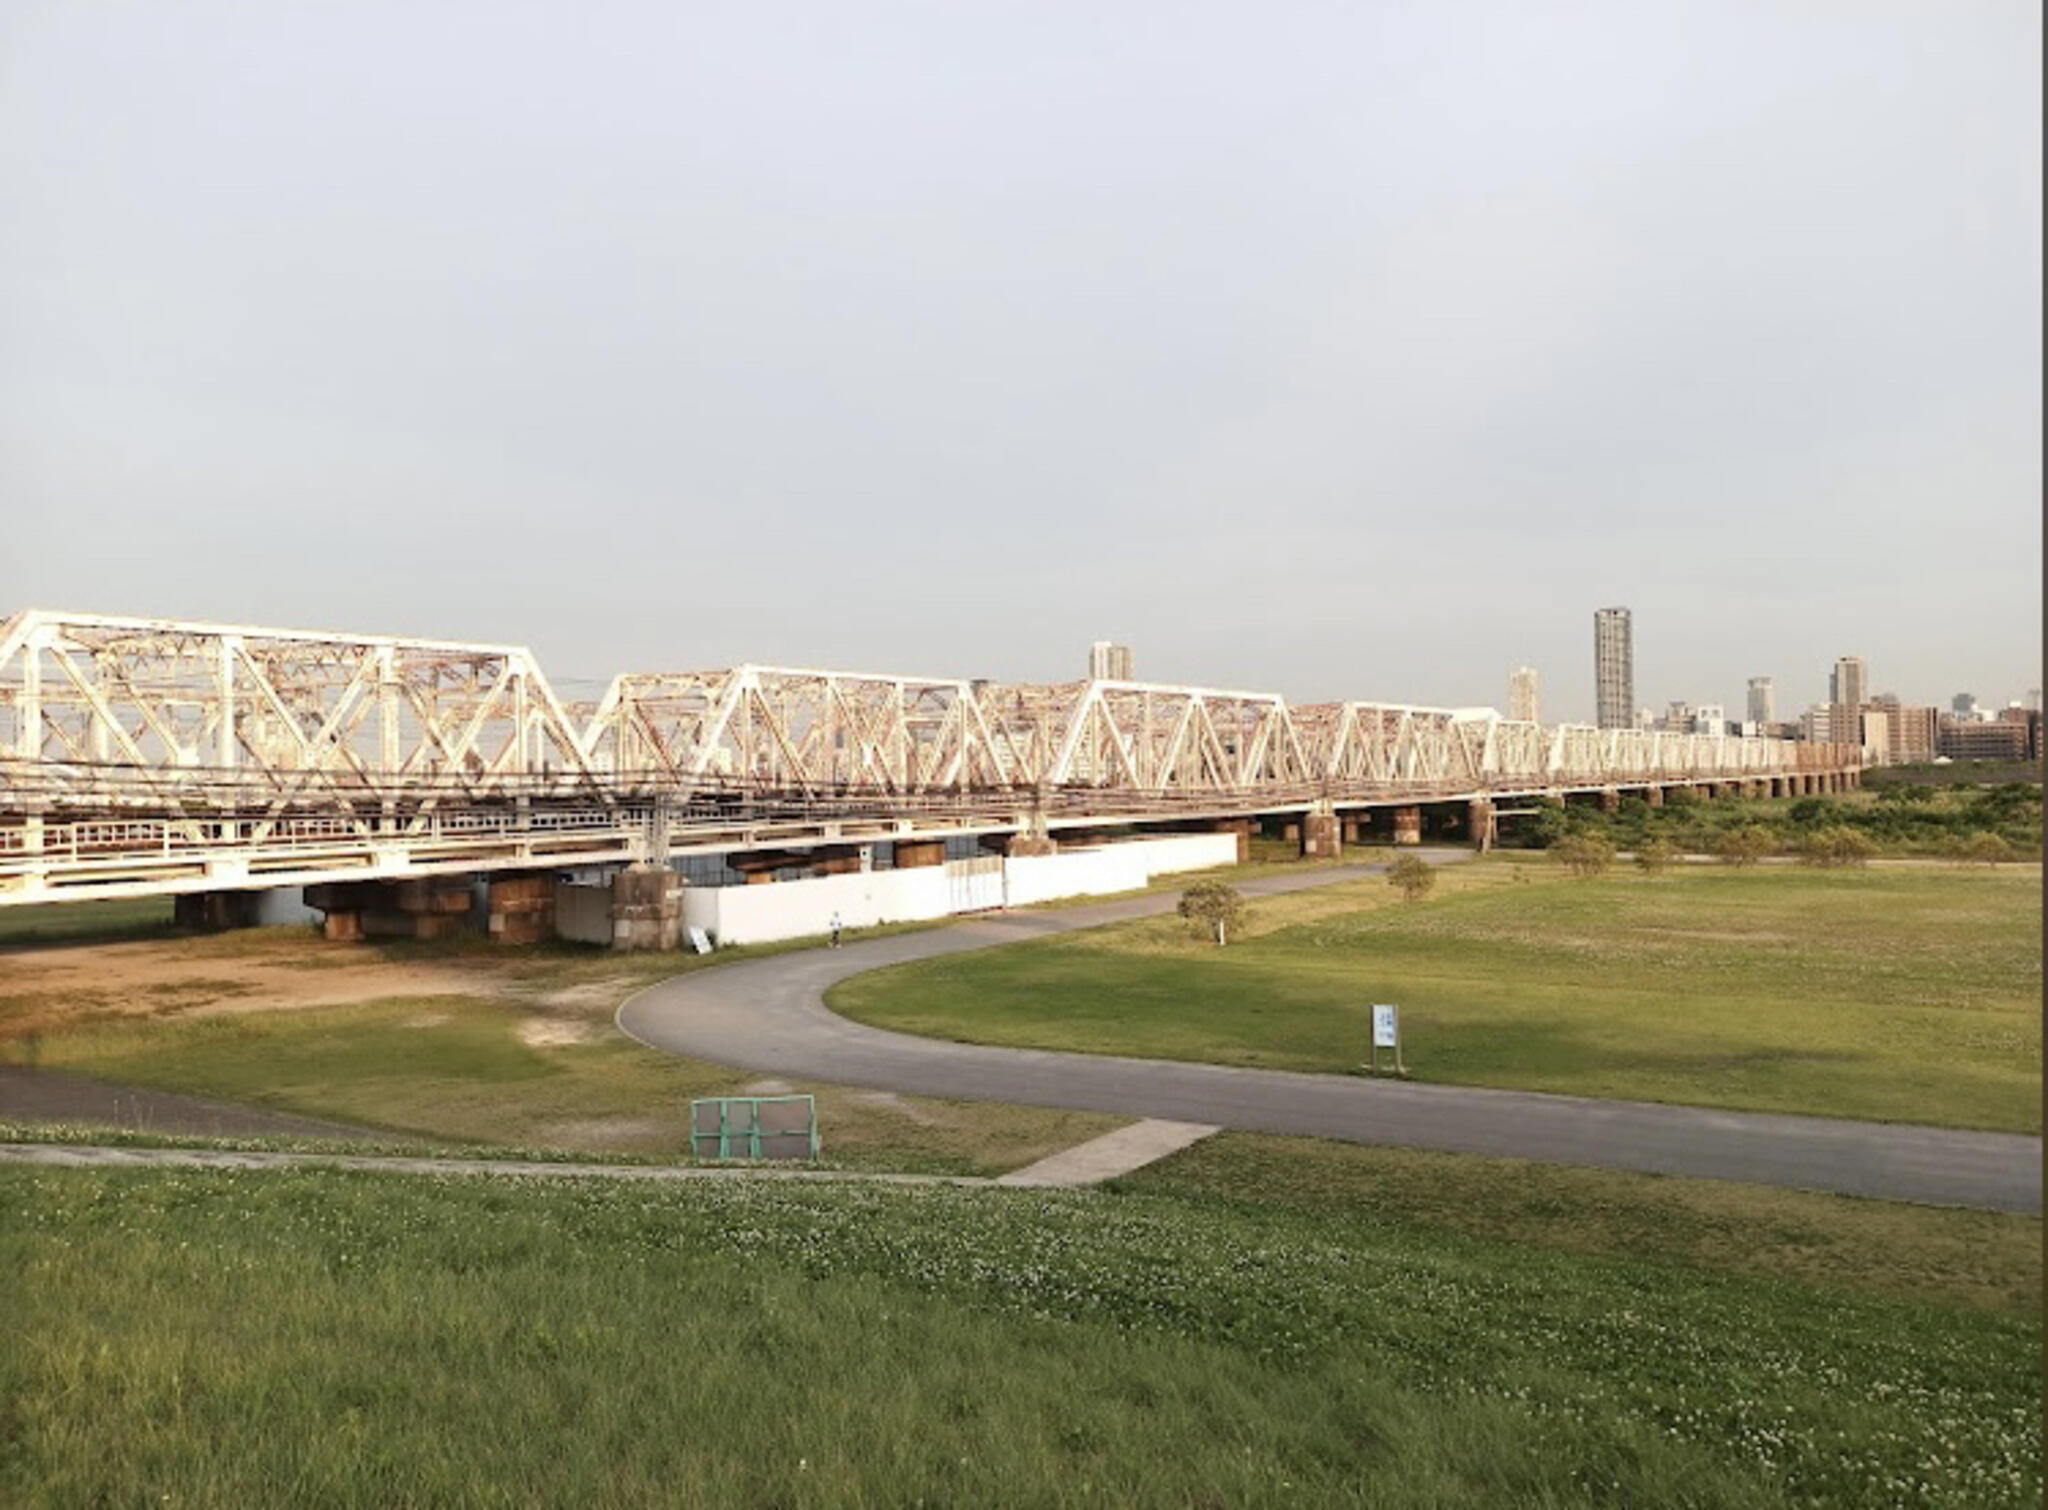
<box><xmin>255</xmin><ymin>888</ymin><xmax>320</xmax><ymax>926</ymax></box>
<box><xmin>683</xmin><ymin>866</ymin><xmax>954</xmax><ymax>948</ymax></box>
<box><xmin>554</xmin><ymin>881</ymin><xmax>613</xmax><ymax>946</ymax></box>
<box><xmin>670</xmin><ymin>831</ymin><xmax>1245</xmax><ymax>949</ymax></box>
<box><xmin>1002</xmin><ymin>847</ymin><xmax>1149</xmax><ymax>906</ymax></box>
<box><xmin>1122</xmin><ymin>832</ymin><xmax>1240</xmax><ymax>876</ymax></box>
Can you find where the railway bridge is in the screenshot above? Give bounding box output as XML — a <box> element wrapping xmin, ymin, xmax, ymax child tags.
<box><xmin>1</xmin><ymin>610</ymin><xmax>1863</xmax><ymax>928</ymax></box>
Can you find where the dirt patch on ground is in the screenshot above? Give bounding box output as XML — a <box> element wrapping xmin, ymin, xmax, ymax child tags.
<box><xmin>852</xmin><ymin>1090</ymin><xmax>941</xmax><ymax>1126</ymax></box>
<box><xmin>516</xmin><ymin>1018</ymin><xmax>598</xmax><ymax>1049</ymax></box>
<box><xmin>533</xmin><ymin>1115</ymin><xmax>676</xmax><ymax>1152</ymax></box>
<box><xmin>536</xmin><ymin>980</ymin><xmax>641</xmax><ymax>1019</ymax></box>
<box><xmin>0</xmin><ymin>935</ymin><xmax>510</xmax><ymax>1039</ymax></box>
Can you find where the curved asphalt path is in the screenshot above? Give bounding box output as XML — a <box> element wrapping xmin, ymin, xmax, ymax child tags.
<box><xmin>619</xmin><ymin>853</ymin><xmax>2043</xmax><ymax>1215</ymax></box>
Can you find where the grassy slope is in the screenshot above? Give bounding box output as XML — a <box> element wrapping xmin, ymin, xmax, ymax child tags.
<box><xmin>1121</xmin><ymin>1133</ymin><xmax>2043</xmax><ymax>1318</ymax></box>
<box><xmin>14</xmin><ymin>995</ymin><xmax>1121</xmax><ymax>1175</ymax></box>
<box><xmin>831</xmin><ymin>864</ymin><xmax>2043</xmax><ymax>1131</ymax></box>
<box><xmin>2</xmin><ymin>1166</ymin><xmax>2036</xmax><ymax>1510</ymax></box>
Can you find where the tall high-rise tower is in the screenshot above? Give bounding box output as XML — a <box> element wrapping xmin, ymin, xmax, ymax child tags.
<box><xmin>1593</xmin><ymin>609</ymin><xmax>1633</xmax><ymax>730</ymax></box>
<box><xmin>1829</xmin><ymin>656</ymin><xmax>1868</xmax><ymax>712</ymax></box>
<box><xmin>1746</xmin><ymin>677</ymin><xmax>1775</xmax><ymax>727</ymax></box>
<box><xmin>1508</xmin><ymin>666</ymin><xmax>1540</xmax><ymax>723</ymax></box>
<box><xmin>1828</xmin><ymin>656</ymin><xmax>1869</xmax><ymax>745</ymax></box>
<box><xmin>1088</xmin><ymin>641</ymin><xmax>1134</xmax><ymax>681</ymax></box>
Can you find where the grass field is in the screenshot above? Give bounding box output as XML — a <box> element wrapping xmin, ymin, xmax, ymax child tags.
<box><xmin>831</xmin><ymin>862</ymin><xmax>2043</xmax><ymax>1132</ymax></box>
<box><xmin>0</xmin><ymin>894</ymin><xmax>175</xmax><ymax>945</ymax></box>
<box><xmin>8</xmin><ymin>993</ymin><xmax>1121</xmax><ymax>1175</ymax></box>
<box><xmin>2</xmin><ymin>1164</ymin><xmax>2036</xmax><ymax>1509</ymax></box>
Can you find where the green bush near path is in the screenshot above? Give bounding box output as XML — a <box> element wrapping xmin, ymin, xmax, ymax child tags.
<box><xmin>830</xmin><ymin>864</ymin><xmax>2043</xmax><ymax>1132</ymax></box>
<box><xmin>1</xmin><ymin>1165</ymin><xmax>2036</xmax><ymax>1508</ymax></box>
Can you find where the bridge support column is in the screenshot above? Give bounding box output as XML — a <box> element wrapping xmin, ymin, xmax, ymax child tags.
<box><xmin>1340</xmin><ymin>816</ymin><xmax>1362</xmax><ymax>845</ymax></box>
<box><xmin>487</xmin><ymin>873</ymin><xmax>556</xmax><ymax>945</ymax></box>
<box><xmin>1301</xmin><ymin>807</ymin><xmax>1341</xmax><ymax>860</ymax></box>
<box><xmin>173</xmin><ymin>889</ymin><xmax>263</xmax><ymax>932</ymax></box>
<box><xmin>894</xmin><ymin>839</ymin><xmax>947</xmax><ymax>869</ymax></box>
<box><xmin>1392</xmin><ymin>807</ymin><xmax>1422</xmax><ymax>846</ymax></box>
<box><xmin>1467</xmin><ymin>798</ymin><xmax>1496</xmax><ymax>853</ymax></box>
<box><xmin>1006</xmin><ymin>833</ymin><xmax>1058</xmax><ymax>858</ymax></box>
<box><xmin>1600</xmin><ymin>788</ymin><xmax>1620</xmax><ymax>814</ymax></box>
<box><xmin>1643</xmin><ymin>786</ymin><xmax>1664</xmax><ymax>808</ymax></box>
<box><xmin>609</xmin><ymin>865</ymin><xmax>680</xmax><ymax>951</ymax></box>
<box><xmin>305</xmin><ymin>877</ymin><xmax>475</xmax><ymax>942</ymax></box>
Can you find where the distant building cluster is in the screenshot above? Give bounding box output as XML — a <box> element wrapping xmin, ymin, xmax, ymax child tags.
<box><xmin>1580</xmin><ymin>610</ymin><xmax>2037</xmax><ymax>764</ymax></box>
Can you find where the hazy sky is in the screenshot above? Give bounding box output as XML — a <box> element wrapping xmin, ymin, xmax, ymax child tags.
<box><xmin>3</xmin><ymin>2</ymin><xmax>2038</xmax><ymax>720</ymax></box>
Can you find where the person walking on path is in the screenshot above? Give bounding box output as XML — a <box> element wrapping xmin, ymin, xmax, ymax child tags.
<box><xmin>829</xmin><ymin>911</ymin><xmax>842</xmax><ymax>949</ymax></box>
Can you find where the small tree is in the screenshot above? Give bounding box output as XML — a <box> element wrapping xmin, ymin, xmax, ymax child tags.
<box><xmin>1800</xmin><ymin>826</ymin><xmax>1876</xmax><ymax>868</ymax></box>
<box><xmin>1714</xmin><ymin>826</ymin><xmax>1774</xmax><ymax>867</ymax></box>
<box><xmin>1387</xmin><ymin>854</ymin><xmax>1436</xmax><ymax>901</ymax></box>
<box><xmin>1550</xmin><ymin>834</ymin><xmax>1614</xmax><ymax>878</ymax></box>
<box><xmin>1964</xmin><ymin>831</ymin><xmax>2014</xmax><ymax>866</ymax></box>
<box><xmin>1634</xmin><ymin>837</ymin><xmax>1678</xmax><ymax>876</ymax></box>
<box><xmin>1178</xmin><ymin>879</ymin><xmax>1249</xmax><ymax>946</ymax></box>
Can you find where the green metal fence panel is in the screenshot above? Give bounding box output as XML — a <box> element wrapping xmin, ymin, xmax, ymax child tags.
<box><xmin>689</xmin><ymin>1094</ymin><xmax>819</xmax><ymax>1160</ymax></box>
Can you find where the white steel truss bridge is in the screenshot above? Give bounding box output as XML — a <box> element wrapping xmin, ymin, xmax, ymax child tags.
<box><xmin>0</xmin><ymin>609</ymin><xmax>1863</xmax><ymax>904</ymax></box>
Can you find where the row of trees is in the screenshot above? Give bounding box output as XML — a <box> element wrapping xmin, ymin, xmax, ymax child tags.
<box><xmin>1514</xmin><ymin>782</ymin><xmax>2039</xmax><ymax>860</ymax></box>
<box><xmin>1544</xmin><ymin>825</ymin><xmax>2017</xmax><ymax>879</ymax></box>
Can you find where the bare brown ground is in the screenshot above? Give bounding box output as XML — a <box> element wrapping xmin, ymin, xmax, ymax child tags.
<box><xmin>0</xmin><ymin>931</ymin><xmax>633</xmax><ymax>1039</ymax></box>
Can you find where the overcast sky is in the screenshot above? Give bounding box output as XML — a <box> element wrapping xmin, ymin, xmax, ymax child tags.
<box><xmin>2</xmin><ymin>2</ymin><xmax>2038</xmax><ymax>720</ymax></box>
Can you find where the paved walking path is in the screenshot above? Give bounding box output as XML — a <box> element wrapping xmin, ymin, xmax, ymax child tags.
<box><xmin>618</xmin><ymin>854</ymin><xmax>2045</xmax><ymax>1215</ymax></box>
<box><xmin>0</xmin><ymin>1065</ymin><xmax>367</xmax><ymax>1140</ymax></box>
<box><xmin>995</xmin><ymin>1119</ymin><xmax>1220</xmax><ymax>1187</ymax></box>
<box><xmin>0</xmin><ymin>1134</ymin><xmax>1204</xmax><ymax>1191</ymax></box>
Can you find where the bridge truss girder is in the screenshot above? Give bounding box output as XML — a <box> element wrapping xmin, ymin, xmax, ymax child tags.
<box><xmin>0</xmin><ymin>608</ymin><xmax>1862</xmax><ymax>904</ymax></box>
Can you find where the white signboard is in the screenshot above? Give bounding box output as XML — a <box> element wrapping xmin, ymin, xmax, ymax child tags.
<box><xmin>1372</xmin><ymin>1004</ymin><xmax>1399</xmax><ymax>1049</ymax></box>
<box><xmin>687</xmin><ymin>927</ymin><xmax>714</xmax><ymax>955</ymax></box>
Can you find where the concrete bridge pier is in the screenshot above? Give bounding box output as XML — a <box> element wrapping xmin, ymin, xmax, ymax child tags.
<box><xmin>1392</xmin><ymin>807</ymin><xmax>1422</xmax><ymax>846</ymax></box>
<box><xmin>1300</xmin><ymin>805</ymin><xmax>1341</xmax><ymax>860</ymax></box>
<box><xmin>1600</xmin><ymin>788</ymin><xmax>1621</xmax><ymax>814</ymax></box>
<box><xmin>305</xmin><ymin>876</ymin><xmax>477</xmax><ymax>943</ymax></box>
<box><xmin>1467</xmin><ymin>798</ymin><xmax>1496</xmax><ymax>853</ymax></box>
<box><xmin>1643</xmin><ymin>786</ymin><xmax>1664</xmax><ymax>808</ymax></box>
<box><xmin>609</xmin><ymin>865</ymin><xmax>681</xmax><ymax>951</ymax></box>
<box><xmin>173</xmin><ymin>889</ymin><xmax>263</xmax><ymax>932</ymax></box>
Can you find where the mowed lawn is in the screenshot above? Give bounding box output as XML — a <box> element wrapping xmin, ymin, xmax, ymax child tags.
<box><xmin>2</xmin><ymin>1165</ymin><xmax>2037</xmax><ymax>1509</ymax></box>
<box><xmin>830</xmin><ymin>865</ymin><xmax>2043</xmax><ymax>1132</ymax></box>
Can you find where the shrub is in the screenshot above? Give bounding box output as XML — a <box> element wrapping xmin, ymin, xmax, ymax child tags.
<box><xmin>1549</xmin><ymin>834</ymin><xmax>1615</xmax><ymax>879</ymax></box>
<box><xmin>1800</xmin><ymin>826</ymin><xmax>1877</xmax><ymax>868</ymax></box>
<box><xmin>1963</xmin><ymin>831</ymin><xmax>2015</xmax><ymax>866</ymax></box>
<box><xmin>1386</xmin><ymin>854</ymin><xmax>1436</xmax><ymax>902</ymax></box>
<box><xmin>1178</xmin><ymin>880</ymin><xmax>1249</xmax><ymax>945</ymax></box>
<box><xmin>1634</xmin><ymin>837</ymin><xmax>1678</xmax><ymax>876</ymax></box>
<box><xmin>1714</xmin><ymin>827</ymin><xmax>1774</xmax><ymax>867</ymax></box>
<box><xmin>1522</xmin><ymin>800</ymin><xmax>1569</xmax><ymax>849</ymax></box>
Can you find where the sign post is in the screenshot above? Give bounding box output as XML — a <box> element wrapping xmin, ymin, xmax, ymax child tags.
<box><xmin>1368</xmin><ymin>1003</ymin><xmax>1407</xmax><ymax>1077</ymax></box>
